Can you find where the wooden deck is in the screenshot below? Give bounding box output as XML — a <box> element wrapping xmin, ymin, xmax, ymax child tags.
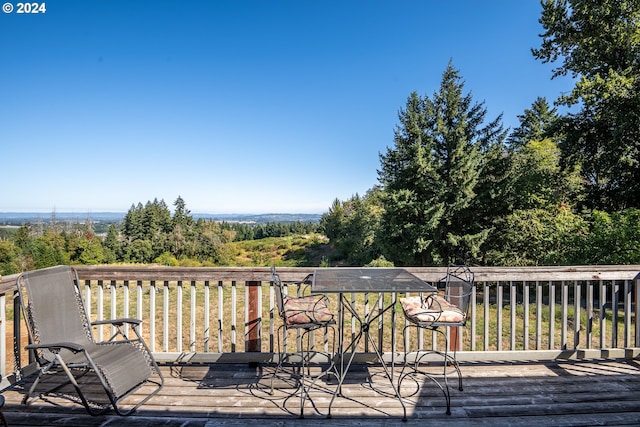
<box><xmin>1</xmin><ymin>358</ymin><xmax>639</xmax><ymax>426</ymax></box>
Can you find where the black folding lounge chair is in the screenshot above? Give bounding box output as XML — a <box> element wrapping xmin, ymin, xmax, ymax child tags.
<box><xmin>17</xmin><ymin>265</ymin><xmax>164</xmax><ymax>415</ymax></box>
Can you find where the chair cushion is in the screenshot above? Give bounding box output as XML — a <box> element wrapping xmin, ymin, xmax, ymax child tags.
<box><xmin>400</xmin><ymin>294</ymin><xmax>465</xmax><ymax>324</ymax></box>
<box><xmin>283</xmin><ymin>295</ymin><xmax>334</xmax><ymax>325</ymax></box>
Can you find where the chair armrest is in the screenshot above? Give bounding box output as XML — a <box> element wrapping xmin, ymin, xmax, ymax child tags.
<box><xmin>91</xmin><ymin>318</ymin><xmax>142</xmax><ymax>327</ymax></box>
<box><xmin>25</xmin><ymin>342</ymin><xmax>85</xmax><ymax>353</ymax></box>
<box><xmin>303</xmin><ymin>293</ymin><xmax>330</xmax><ymax>302</ymax></box>
<box><xmin>92</xmin><ymin>318</ymin><xmax>145</xmax><ymax>343</ymax></box>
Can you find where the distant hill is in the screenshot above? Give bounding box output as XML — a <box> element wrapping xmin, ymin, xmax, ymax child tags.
<box><xmin>0</xmin><ymin>212</ymin><xmax>322</xmax><ymax>226</ymax></box>
<box><xmin>194</xmin><ymin>213</ymin><xmax>322</xmax><ymax>224</ymax></box>
<box><xmin>0</xmin><ymin>212</ymin><xmax>125</xmax><ymax>225</ymax></box>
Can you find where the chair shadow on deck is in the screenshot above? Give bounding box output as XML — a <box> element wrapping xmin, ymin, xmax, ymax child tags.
<box><xmin>5</xmin><ymin>359</ymin><xmax>639</xmax><ymax>425</ymax></box>
<box><xmin>174</xmin><ymin>362</ymin><xmax>331</xmax><ymax>418</ymax></box>
<box><xmin>174</xmin><ymin>362</ymin><xmax>408</xmax><ymax>419</ymax></box>
<box><xmin>8</xmin><ymin>367</ymin><xmax>138</xmax><ymax>414</ymax></box>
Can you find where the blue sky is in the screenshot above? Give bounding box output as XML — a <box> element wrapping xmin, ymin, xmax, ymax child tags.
<box><xmin>1</xmin><ymin>0</ymin><xmax>573</xmax><ymax>215</ymax></box>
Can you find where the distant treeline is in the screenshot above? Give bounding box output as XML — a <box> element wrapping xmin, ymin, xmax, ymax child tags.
<box><xmin>0</xmin><ymin>197</ymin><xmax>319</xmax><ymax>274</ymax></box>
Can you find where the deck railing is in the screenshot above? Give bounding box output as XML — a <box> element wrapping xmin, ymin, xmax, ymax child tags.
<box><xmin>1</xmin><ymin>265</ymin><xmax>639</xmax><ymax>384</ymax></box>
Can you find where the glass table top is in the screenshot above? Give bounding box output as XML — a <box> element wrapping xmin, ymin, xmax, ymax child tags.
<box><xmin>311</xmin><ymin>268</ymin><xmax>436</xmax><ymax>293</ymax></box>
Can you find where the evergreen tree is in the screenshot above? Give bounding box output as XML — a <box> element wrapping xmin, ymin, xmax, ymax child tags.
<box><xmin>13</xmin><ymin>223</ymin><xmax>33</xmax><ymax>252</ymax></box>
<box><xmin>172</xmin><ymin>196</ymin><xmax>193</xmax><ymax>229</ymax></box>
<box><xmin>122</xmin><ymin>203</ymin><xmax>145</xmax><ymax>242</ymax></box>
<box><xmin>507</xmin><ymin>97</ymin><xmax>558</xmax><ymax>147</ymax></box>
<box><xmin>145</xmin><ymin>198</ymin><xmax>172</xmax><ymax>259</ymax></box>
<box><xmin>31</xmin><ymin>230</ymin><xmax>69</xmax><ymax>269</ymax></box>
<box><xmin>121</xmin><ymin>199</ymin><xmax>174</xmax><ymax>262</ymax></box>
<box><xmin>170</xmin><ymin>196</ymin><xmax>197</xmax><ymax>258</ymax></box>
<box><xmin>378</xmin><ymin>62</ymin><xmax>506</xmax><ymax>266</ymax></box>
<box><xmin>103</xmin><ymin>224</ymin><xmax>121</xmax><ymax>263</ymax></box>
<box><xmin>321</xmin><ymin>199</ymin><xmax>347</xmax><ymax>243</ymax></box>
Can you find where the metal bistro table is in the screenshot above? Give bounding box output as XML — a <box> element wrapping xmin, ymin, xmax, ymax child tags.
<box><xmin>311</xmin><ymin>267</ymin><xmax>437</xmax><ymax>421</ymax></box>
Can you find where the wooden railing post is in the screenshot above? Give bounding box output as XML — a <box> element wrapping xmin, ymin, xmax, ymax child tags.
<box><xmin>450</xmin><ymin>327</ymin><xmax>460</xmax><ymax>352</ymax></box>
<box><xmin>635</xmin><ymin>275</ymin><xmax>640</xmax><ymax>348</ymax></box>
<box><xmin>246</xmin><ymin>281</ymin><xmax>261</xmax><ymax>352</ymax></box>
<box><xmin>449</xmin><ymin>279</ymin><xmax>463</xmax><ymax>352</ymax></box>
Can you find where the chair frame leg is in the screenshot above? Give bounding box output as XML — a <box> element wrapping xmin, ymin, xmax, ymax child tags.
<box><xmin>399</xmin><ymin>324</ymin><xmax>463</xmax><ymax>415</ymax></box>
<box><xmin>299</xmin><ymin>326</ymin><xmax>338</xmax><ymax>419</ymax></box>
<box><xmin>23</xmin><ymin>353</ymin><xmax>163</xmax><ymax>417</ymax></box>
<box><xmin>270</xmin><ymin>324</ymin><xmax>337</xmax><ymax>419</ymax></box>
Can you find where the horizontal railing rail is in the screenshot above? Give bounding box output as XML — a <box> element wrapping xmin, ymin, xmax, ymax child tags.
<box><xmin>1</xmin><ymin>265</ymin><xmax>639</xmax><ymax>387</ymax></box>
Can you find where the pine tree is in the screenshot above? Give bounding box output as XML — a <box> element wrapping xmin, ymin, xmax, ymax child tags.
<box><xmin>507</xmin><ymin>97</ymin><xmax>558</xmax><ymax>147</ymax></box>
<box><xmin>122</xmin><ymin>203</ymin><xmax>145</xmax><ymax>242</ymax></box>
<box><xmin>170</xmin><ymin>196</ymin><xmax>197</xmax><ymax>258</ymax></box>
<box><xmin>378</xmin><ymin>62</ymin><xmax>506</xmax><ymax>265</ymax></box>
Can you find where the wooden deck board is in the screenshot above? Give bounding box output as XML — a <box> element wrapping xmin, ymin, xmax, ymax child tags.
<box><xmin>1</xmin><ymin>359</ymin><xmax>639</xmax><ymax>426</ymax></box>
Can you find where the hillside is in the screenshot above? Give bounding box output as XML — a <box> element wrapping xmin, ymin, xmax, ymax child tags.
<box><xmin>230</xmin><ymin>234</ymin><xmax>333</xmax><ymax>267</ymax></box>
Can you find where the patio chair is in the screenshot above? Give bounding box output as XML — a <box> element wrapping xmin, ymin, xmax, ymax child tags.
<box><xmin>398</xmin><ymin>264</ymin><xmax>474</xmax><ymax>415</ymax></box>
<box><xmin>270</xmin><ymin>266</ymin><xmax>336</xmax><ymax>418</ymax></box>
<box><xmin>17</xmin><ymin>265</ymin><xmax>164</xmax><ymax>416</ymax></box>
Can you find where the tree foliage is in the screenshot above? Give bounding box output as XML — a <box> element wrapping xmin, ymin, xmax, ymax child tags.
<box><xmin>485</xmin><ymin>205</ymin><xmax>588</xmax><ymax>266</ymax></box>
<box><xmin>319</xmin><ymin>188</ymin><xmax>383</xmax><ymax>265</ymax></box>
<box><xmin>378</xmin><ymin>62</ymin><xmax>507</xmax><ymax>266</ymax></box>
<box><xmin>510</xmin><ymin>138</ymin><xmax>580</xmax><ymax>210</ymax></box>
<box><xmin>533</xmin><ymin>0</ymin><xmax>640</xmax><ymax>209</ymax></box>
<box><xmin>0</xmin><ymin>240</ymin><xmax>21</xmax><ymax>275</ymax></box>
<box><xmin>0</xmin><ymin>196</ymin><xmax>322</xmax><ymax>273</ymax></box>
<box><xmin>569</xmin><ymin>208</ymin><xmax>640</xmax><ymax>264</ymax></box>
<box><xmin>507</xmin><ymin>97</ymin><xmax>559</xmax><ymax>147</ymax></box>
